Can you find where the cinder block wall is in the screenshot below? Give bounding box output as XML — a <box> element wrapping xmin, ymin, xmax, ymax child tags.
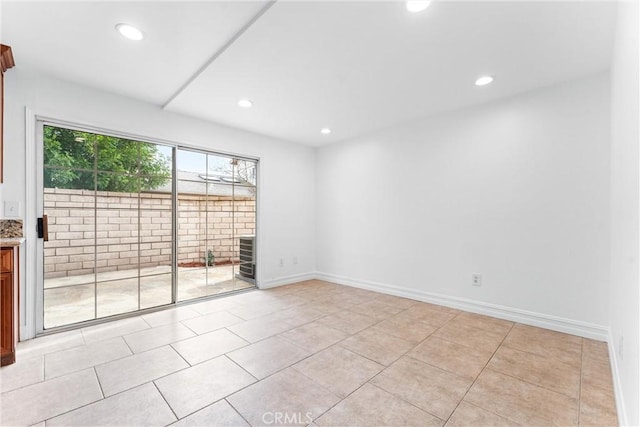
<box><xmin>44</xmin><ymin>188</ymin><xmax>256</xmax><ymax>279</ymax></box>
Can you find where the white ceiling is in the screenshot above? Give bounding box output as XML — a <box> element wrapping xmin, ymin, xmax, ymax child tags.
<box><xmin>2</xmin><ymin>1</ymin><xmax>618</xmax><ymax>146</ymax></box>
<box><xmin>1</xmin><ymin>1</ymin><xmax>270</xmax><ymax>104</ymax></box>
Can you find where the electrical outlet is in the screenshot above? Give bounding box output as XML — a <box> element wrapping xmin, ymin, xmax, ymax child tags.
<box><xmin>619</xmin><ymin>335</ymin><xmax>624</xmax><ymax>360</ymax></box>
<box><xmin>472</xmin><ymin>273</ymin><xmax>482</xmax><ymax>287</ymax></box>
<box><xmin>293</xmin><ymin>256</ymin><xmax>298</xmax><ymax>265</ymax></box>
<box><xmin>279</xmin><ymin>258</ymin><xmax>284</xmax><ymax>267</ymax></box>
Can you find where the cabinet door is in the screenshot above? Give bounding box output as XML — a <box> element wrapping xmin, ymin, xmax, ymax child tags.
<box><xmin>1</xmin><ymin>248</ymin><xmax>12</xmax><ymax>273</ymax></box>
<box><xmin>0</xmin><ymin>272</ymin><xmax>13</xmax><ymax>361</ymax></box>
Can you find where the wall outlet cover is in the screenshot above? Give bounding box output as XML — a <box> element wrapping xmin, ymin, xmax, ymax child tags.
<box><xmin>472</xmin><ymin>273</ymin><xmax>482</xmax><ymax>287</ymax></box>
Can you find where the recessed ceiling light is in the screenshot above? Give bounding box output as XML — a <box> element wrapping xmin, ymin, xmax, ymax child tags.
<box><xmin>115</xmin><ymin>23</ymin><xmax>144</xmax><ymax>41</ymax></box>
<box><xmin>475</xmin><ymin>75</ymin><xmax>494</xmax><ymax>86</ymax></box>
<box><xmin>406</xmin><ymin>1</ymin><xmax>431</xmax><ymax>13</ymax></box>
<box><xmin>320</xmin><ymin>128</ymin><xmax>332</xmax><ymax>135</ymax></box>
<box><xmin>238</xmin><ymin>99</ymin><xmax>253</xmax><ymax>108</ymax></box>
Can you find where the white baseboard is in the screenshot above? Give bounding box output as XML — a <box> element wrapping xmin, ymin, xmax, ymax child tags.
<box><xmin>607</xmin><ymin>329</ymin><xmax>628</xmax><ymax>427</ymax></box>
<box><xmin>314</xmin><ymin>272</ymin><xmax>609</xmax><ymax>341</ymax></box>
<box><xmin>259</xmin><ymin>272</ymin><xmax>318</xmax><ymax>289</ymax></box>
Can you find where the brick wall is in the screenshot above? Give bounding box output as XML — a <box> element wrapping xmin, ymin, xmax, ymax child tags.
<box><xmin>44</xmin><ymin>188</ymin><xmax>256</xmax><ymax>279</ymax></box>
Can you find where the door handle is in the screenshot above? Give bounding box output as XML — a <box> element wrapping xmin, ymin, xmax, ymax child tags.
<box><xmin>37</xmin><ymin>215</ymin><xmax>49</xmax><ymax>241</ymax></box>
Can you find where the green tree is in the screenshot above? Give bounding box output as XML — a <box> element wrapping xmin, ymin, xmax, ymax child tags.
<box><xmin>44</xmin><ymin>126</ymin><xmax>171</xmax><ymax>192</ymax></box>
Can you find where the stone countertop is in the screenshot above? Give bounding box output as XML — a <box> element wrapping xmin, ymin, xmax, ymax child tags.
<box><xmin>1</xmin><ymin>237</ymin><xmax>25</xmax><ymax>247</ymax></box>
<box><xmin>0</xmin><ymin>219</ymin><xmax>23</xmax><ymax>239</ymax></box>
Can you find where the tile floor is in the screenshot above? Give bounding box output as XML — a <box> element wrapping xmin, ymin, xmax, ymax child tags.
<box><xmin>0</xmin><ymin>280</ymin><xmax>619</xmax><ymax>426</ymax></box>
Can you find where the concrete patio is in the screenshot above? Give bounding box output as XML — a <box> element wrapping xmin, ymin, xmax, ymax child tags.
<box><xmin>43</xmin><ymin>265</ymin><xmax>254</xmax><ymax>329</ymax></box>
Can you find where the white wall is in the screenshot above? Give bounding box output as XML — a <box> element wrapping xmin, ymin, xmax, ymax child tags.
<box><xmin>4</xmin><ymin>68</ymin><xmax>316</xmax><ymax>336</ymax></box>
<box><xmin>316</xmin><ymin>73</ymin><xmax>612</xmax><ymax>332</ymax></box>
<box><xmin>609</xmin><ymin>1</ymin><xmax>640</xmax><ymax>425</ymax></box>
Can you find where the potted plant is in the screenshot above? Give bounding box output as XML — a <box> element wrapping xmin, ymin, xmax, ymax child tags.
<box><xmin>205</xmin><ymin>250</ymin><xmax>215</xmax><ymax>267</ymax></box>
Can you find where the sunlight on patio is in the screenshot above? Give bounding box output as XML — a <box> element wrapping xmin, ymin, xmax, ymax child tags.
<box><xmin>43</xmin><ymin>265</ymin><xmax>254</xmax><ymax>329</ymax></box>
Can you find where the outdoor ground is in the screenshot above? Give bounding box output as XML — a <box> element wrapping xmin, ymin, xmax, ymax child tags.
<box><xmin>44</xmin><ymin>266</ymin><xmax>254</xmax><ymax>329</ymax></box>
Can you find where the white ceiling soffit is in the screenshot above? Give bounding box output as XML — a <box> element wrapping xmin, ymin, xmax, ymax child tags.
<box><xmin>1</xmin><ymin>1</ymin><xmax>271</xmax><ymax>104</ymax></box>
<box><xmin>2</xmin><ymin>1</ymin><xmax>617</xmax><ymax>146</ymax></box>
<box><xmin>165</xmin><ymin>1</ymin><xmax>617</xmax><ymax>146</ymax></box>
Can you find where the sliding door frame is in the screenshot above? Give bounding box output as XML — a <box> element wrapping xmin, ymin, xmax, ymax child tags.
<box><xmin>29</xmin><ymin>115</ymin><xmax>260</xmax><ymax>337</ymax></box>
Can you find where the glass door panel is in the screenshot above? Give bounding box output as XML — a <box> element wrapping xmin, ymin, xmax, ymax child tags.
<box><xmin>42</xmin><ymin>125</ymin><xmax>173</xmax><ymax>329</ymax></box>
<box><xmin>176</xmin><ymin>149</ymin><xmax>208</xmax><ymax>301</ymax></box>
<box><xmin>176</xmin><ymin>150</ymin><xmax>257</xmax><ymax>302</ymax></box>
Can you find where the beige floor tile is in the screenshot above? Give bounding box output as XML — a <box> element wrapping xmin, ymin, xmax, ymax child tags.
<box><xmin>582</xmin><ymin>352</ymin><xmax>614</xmax><ymax>391</ymax></box>
<box><xmin>95</xmin><ymin>345</ymin><xmax>189</xmax><ymax>396</ymax></box>
<box><xmin>316</xmin><ymin>311</ymin><xmax>379</xmax><ymax>335</ymax></box>
<box><xmin>465</xmin><ymin>369</ymin><xmax>579</xmax><ymax>426</ymax></box>
<box><xmin>171</xmin><ymin>399</ymin><xmax>249</xmax><ymax>427</ymax></box>
<box><xmin>445</xmin><ymin>401</ymin><xmax>520</xmax><ymax>427</ymax></box>
<box><xmin>141</xmin><ymin>306</ymin><xmax>201</xmax><ymax>328</ymax></box>
<box><xmin>316</xmin><ymin>383</ymin><xmax>443</xmax><ymax>427</ymax></box>
<box><xmin>409</xmin><ymin>336</ymin><xmax>492</xmax><ymax>380</ymax></box>
<box><xmin>1</xmin><ymin>282</ymin><xmax>619</xmax><ymax>427</ymax></box>
<box><xmin>433</xmin><ymin>322</ymin><xmax>505</xmax><ymax>353</ymax></box>
<box><xmin>271</xmin><ymin>293</ymin><xmax>311</xmax><ymax>307</ymax></box>
<box><xmin>81</xmin><ymin>317</ymin><xmax>150</xmax><ymax>344</ymax></box>
<box><xmin>0</xmin><ymin>354</ymin><xmax>44</xmax><ymax>393</ymax></box>
<box><xmin>398</xmin><ymin>305</ymin><xmax>457</xmax><ymax>327</ymax></box>
<box><xmin>414</xmin><ymin>301</ymin><xmax>461</xmax><ymax>314</ymax></box>
<box><xmin>579</xmin><ymin>379</ymin><xmax>618</xmax><ymax>427</ymax></box>
<box><xmin>189</xmin><ymin>297</ymin><xmax>239</xmax><ymax>315</ymax></box>
<box><xmin>293</xmin><ymin>345</ymin><xmax>384</xmax><ymax>398</ymax></box>
<box><xmin>369</xmin><ymin>315</ymin><xmax>438</xmax><ymax>343</ymax></box>
<box><xmin>16</xmin><ymin>329</ymin><xmax>85</xmax><ymax>360</ymax></box>
<box><xmin>227</xmin><ymin>336</ymin><xmax>310</xmax><ymax>379</ymax></box>
<box><xmin>316</xmin><ymin>292</ymin><xmax>357</xmax><ymax>307</ymax></box>
<box><xmin>45</xmin><ymin>337</ymin><xmax>132</xmax><ymax>379</ymax></box>
<box><xmin>180</xmin><ymin>310</ymin><xmax>244</xmax><ymax>335</ymax></box>
<box><xmin>309</xmin><ymin>298</ymin><xmax>353</xmax><ymax>314</ymax></box>
<box><xmin>278</xmin><ymin>306</ymin><xmax>327</xmax><ymax>328</ymax></box>
<box><xmin>227</xmin><ymin>368</ymin><xmax>340</xmax><ymax>426</ymax></box>
<box><xmin>372</xmin><ymin>356</ymin><xmax>471</xmax><ymax>420</ymax></box>
<box><xmin>280</xmin><ymin>322</ymin><xmax>349</xmax><ymax>353</ymax></box>
<box><xmin>296</xmin><ymin>288</ymin><xmax>341</xmax><ymax>302</ymax></box>
<box><xmin>231</xmin><ymin>291</ymin><xmax>289</xmax><ymax>306</ymax></box>
<box><xmin>349</xmin><ymin>299</ymin><xmax>405</xmax><ymax>320</ymax></box>
<box><xmin>229</xmin><ymin>302</ymin><xmax>285</xmax><ymax>320</ymax></box>
<box><xmin>0</xmin><ymin>368</ymin><xmax>102</xmax><ymax>426</ymax></box>
<box><xmin>334</xmin><ymin>292</ymin><xmax>378</xmax><ymax>306</ymax></box>
<box><xmin>502</xmin><ymin>324</ymin><xmax>582</xmax><ymax>368</ymax></box>
<box><xmin>123</xmin><ymin>322</ymin><xmax>196</xmax><ymax>353</ymax></box>
<box><xmin>172</xmin><ymin>328</ymin><xmax>249</xmax><ymax>365</ymax></box>
<box><xmin>449</xmin><ymin>312</ymin><xmax>514</xmax><ymax>335</ymax></box>
<box><xmin>263</xmin><ymin>284</ymin><xmax>303</xmax><ymax>296</ymax></box>
<box><xmin>340</xmin><ymin>329</ymin><xmax>415</xmax><ymax>366</ymax></box>
<box><xmin>47</xmin><ymin>382</ymin><xmax>176</xmax><ymax>426</ymax></box>
<box><xmin>582</xmin><ymin>339</ymin><xmax>609</xmax><ymax>363</ymax></box>
<box><xmin>155</xmin><ymin>355</ymin><xmax>256</xmax><ymax>419</ymax></box>
<box><xmin>488</xmin><ymin>346</ymin><xmax>581</xmax><ymax>398</ymax></box>
<box><xmin>373</xmin><ymin>293</ymin><xmax>418</xmax><ymax>309</ymax></box>
<box><xmin>227</xmin><ymin>312</ymin><xmax>297</xmax><ymax>342</ymax></box>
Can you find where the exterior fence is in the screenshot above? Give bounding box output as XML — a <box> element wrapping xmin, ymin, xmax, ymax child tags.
<box><xmin>44</xmin><ymin>188</ymin><xmax>256</xmax><ymax>279</ymax></box>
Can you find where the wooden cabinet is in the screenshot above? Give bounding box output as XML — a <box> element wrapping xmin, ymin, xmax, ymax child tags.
<box><xmin>0</xmin><ymin>246</ymin><xmax>19</xmax><ymax>366</ymax></box>
<box><xmin>0</xmin><ymin>44</ymin><xmax>15</xmax><ymax>183</ymax></box>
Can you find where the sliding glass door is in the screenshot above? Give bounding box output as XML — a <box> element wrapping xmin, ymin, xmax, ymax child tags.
<box><xmin>176</xmin><ymin>149</ymin><xmax>257</xmax><ymax>301</ymax></box>
<box><xmin>39</xmin><ymin>123</ymin><xmax>257</xmax><ymax>330</ymax></box>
